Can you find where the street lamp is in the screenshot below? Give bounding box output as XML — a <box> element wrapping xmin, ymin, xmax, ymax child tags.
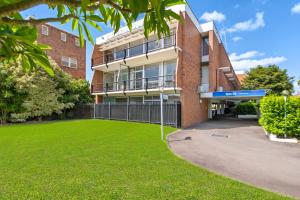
<box><xmin>282</xmin><ymin>90</ymin><xmax>289</xmax><ymax>138</ymax></box>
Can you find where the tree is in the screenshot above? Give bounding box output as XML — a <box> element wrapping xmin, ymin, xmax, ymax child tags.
<box><xmin>241</xmin><ymin>65</ymin><xmax>294</xmax><ymax>95</ymax></box>
<box><xmin>11</xmin><ymin>64</ymin><xmax>72</xmax><ymax>121</ymax></box>
<box><xmin>52</xmin><ymin>60</ymin><xmax>93</xmax><ymax>105</ymax></box>
<box><xmin>1</xmin><ymin>58</ymin><xmax>92</xmax><ymax>122</ymax></box>
<box><xmin>0</xmin><ymin>64</ymin><xmax>25</xmax><ymax>123</ymax></box>
<box><xmin>0</xmin><ymin>0</ymin><xmax>184</xmax><ymax>72</ymax></box>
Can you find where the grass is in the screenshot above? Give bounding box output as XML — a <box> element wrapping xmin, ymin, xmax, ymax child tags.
<box><xmin>0</xmin><ymin>120</ymin><xmax>292</xmax><ymax>200</ymax></box>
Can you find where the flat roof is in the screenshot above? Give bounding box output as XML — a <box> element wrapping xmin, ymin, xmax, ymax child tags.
<box><xmin>96</xmin><ymin>3</ymin><xmax>222</xmax><ymax>45</ymax></box>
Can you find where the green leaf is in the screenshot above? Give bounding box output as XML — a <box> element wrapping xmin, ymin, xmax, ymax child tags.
<box><xmin>81</xmin><ymin>22</ymin><xmax>93</xmax><ymax>45</ymax></box>
<box><xmin>87</xmin><ymin>14</ymin><xmax>104</xmax><ymax>22</ymax></box>
<box><xmin>78</xmin><ymin>24</ymin><xmax>84</xmax><ymax>47</ymax></box>
<box><xmin>72</xmin><ymin>18</ymin><xmax>78</xmax><ymax>31</ymax></box>
<box><xmin>86</xmin><ymin>20</ymin><xmax>102</xmax><ymax>31</ymax></box>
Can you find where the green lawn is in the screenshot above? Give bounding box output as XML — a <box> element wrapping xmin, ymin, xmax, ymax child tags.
<box><xmin>0</xmin><ymin>120</ymin><xmax>291</xmax><ymax>199</ymax></box>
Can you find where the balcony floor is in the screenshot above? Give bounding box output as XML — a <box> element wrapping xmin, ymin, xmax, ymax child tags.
<box><xmin>93</xmin><ymin>47</ymin><xmax>178</xmax><ymax>72</ymax></box>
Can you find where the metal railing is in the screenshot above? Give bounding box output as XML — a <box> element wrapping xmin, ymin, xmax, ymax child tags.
<box><xmin>92</xmin><ymin>34</ymin><xmax>176</xmax><ymax>67</ymax></box>
<box><xmin>45</xmin><ymin>103</ymin><xmax>181</xmax><ymax>128</ymax></box>
<box><xmin>91</xmin><ymin>75</ymin><xmax>176</xmax><ymax>94</ymax></box>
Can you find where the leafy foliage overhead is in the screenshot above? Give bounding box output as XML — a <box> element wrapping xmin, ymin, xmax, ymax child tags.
<box><xmin>0</xmin><ymin>0</ymin><xmax>185</xmax><ymax>72</ymax></box>
<box><xmin>241</xmin><ymin>65</ymin><xmax>294</xmax><ymax>95</ymax></box>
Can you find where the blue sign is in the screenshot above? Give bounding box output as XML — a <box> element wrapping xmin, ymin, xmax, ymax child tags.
<box><xmin>213</xmin><ymin>90</ymin><xmax>266</xmax><ymax>97</ymax></box>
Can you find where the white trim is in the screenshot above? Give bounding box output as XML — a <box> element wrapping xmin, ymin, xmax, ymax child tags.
<box><xmin>263</xmin><ymin>128</ymin><xmax>298</xmax><ymax>144</ymax></box>
<box><xmin>41</xmin><ymin>25</ymin><xmax>48</xmax><ymax>36</ymax></box>
<box><xmin>75</xmin><ymin>37</ymin><xmax>80</xmax><ymax>47</ymax></box>
<box><xmin>92</xmin><ymin>87</ymin><xmax>181</xmax><ymax>96</ymax></box>
<box><xmin>61</xmin><ymin>56</ymin><xmax>78</xmax><ymax>69</ymax></box>
<box><xmin>61</xmin><ymin>32</ymin><xmax>67</xmax><ymax>42</ymax></box>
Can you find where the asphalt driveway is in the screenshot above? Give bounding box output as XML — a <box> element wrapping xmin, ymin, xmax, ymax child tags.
<box><xmin>168</xmin><ymin>119</ymin><xmax>300</xmax><ymax>199</ymax></box>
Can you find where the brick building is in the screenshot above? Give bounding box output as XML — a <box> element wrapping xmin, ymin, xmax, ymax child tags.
<box><xmin>90</xmin><ymin>4</ymin><xmax>242</xmax><ymax>128</ymax></box>
<box><xmin>37</xmin><ymin>24</ymin><xmax>86</xmax><ymax>79</ymax></box>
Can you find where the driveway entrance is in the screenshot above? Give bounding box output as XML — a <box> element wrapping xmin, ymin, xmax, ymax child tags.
<box><xmin>168</xmin><ymin>119</ymin><xmax>300</xmax><ymax>198</ymax></box>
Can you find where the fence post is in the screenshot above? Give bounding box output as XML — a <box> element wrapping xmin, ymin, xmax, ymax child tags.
<box><xmin>127</xmin><ymin>100</ymin><xmax>129</xmax><ymax>121</ymax></box>
<box><xmin>175</xmin><ymin>103</ymin><xmax>178</xmax><ymax>128</ymax></box>
<box><xmin>148</xmin><ymin>103</ymin><xmax>151</xmax><ymax>124</ymax></box>
<box><xmin>108</xmin><ymin>102</ymin><xmax>111</xmax><ymax>120</ymax></box>
<box><xmin>93</xmin><ymin>103</ymin><xmax>96</xmax><ymax>119</ymax></box>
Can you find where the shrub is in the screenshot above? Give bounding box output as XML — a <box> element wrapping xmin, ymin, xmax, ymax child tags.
<box><xmin>259</xmin><ymin>96</ymin><xmax>300</xmax><ymax>138</ymax></box>
<box><xmin>235</xmin><ymin>102</ymin><xmax>257</xmax><ymax>115</ymax></box>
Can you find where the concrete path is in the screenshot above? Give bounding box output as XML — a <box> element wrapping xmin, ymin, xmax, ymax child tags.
<box><xmin>168</xmin><ymin>119</ymin><xmax>300</xmax><ymax>199</ymax></box>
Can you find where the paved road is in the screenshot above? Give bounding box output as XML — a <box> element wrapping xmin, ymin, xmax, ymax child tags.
<box><xmin>168</xmin><ymin>119</ymin><xmax>300</xmax><ymax>199</ymax></box>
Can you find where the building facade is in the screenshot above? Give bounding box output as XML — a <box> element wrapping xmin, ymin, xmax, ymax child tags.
<box><xmin>37</xmin><ymin>24</ymin><xmax>86</xmax><ymax>79</ymax></box>
<box><xmin>90</xmin><ymin>4</ymin><xmax>240</xmax><ymax>128</ymax></box>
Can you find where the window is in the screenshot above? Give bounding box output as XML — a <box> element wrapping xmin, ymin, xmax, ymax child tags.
<box><xmin>75</xmin><ymin>38</ymin><xmax>80</xmax><ymax>46</ymax></box>
<box><xmin>144</xmin><ymin>63</ymin><xmax>160</xmax><ymax>88</ymax></box>
<box><xmin>164</xmin><ymin>60</ymin><xmax>176</xmax><ymax>87</ymax></box>
<box><xmin>41</xmin><ymin>25</ymin><xmax>48</xmax><ymax>35</ymax></box>
<box><xmin>202</xmin><ymin>36</ymin><xmax>209</xmax><ymax>56</ymax></box>
<box><xmin>144</xmin><ymin>96</ymin><xmax>160</xmax><ymax>104</ymax></box>
<box><xmin>61</xmin><ymin>56</ymin><xmax>77</xmax><ymax>68</ymax></box>
<box><xmin>61</xmin><ymin>32</ymin><xmax>67</xmax><ymax>42</ymax></box>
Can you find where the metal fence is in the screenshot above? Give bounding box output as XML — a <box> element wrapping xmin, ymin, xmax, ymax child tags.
<box><xmin>51</xmin><ymin>103</ymin><xmax>181</xmax><ymax>128</ymax></box>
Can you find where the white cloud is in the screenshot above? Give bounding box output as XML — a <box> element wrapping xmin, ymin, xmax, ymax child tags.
<box><xmin>291</xmin><ymin>2</ymin><xmax>300</xmax><ymax>14</ymax></box>
<box><xmin>231</xmin><ymin>57</ymin><xmax>287</xmax><ymax>71</ymax></box>
<box><xmin>200</xmin><ymin>11</ymin><xmax>226</xmax><ymax>23</ymax></box>
<box><xmin>230</xmin><ymin>51</ymin><xmax>287</xmax><ymax>71</ymax></box>
<box><xmin>229</xmin><ymin>51</ymin><xmax>263</xmax><ymax>61</ymax></box>
<box><xmin>232</xmin><ymin>36</ymin><xmax>243</xmax><ymax>42</ymax></box>
<box><xmin>227</xmin><ymin>12</ymin><xmax>265</xmax><ymax>33</ymax></box>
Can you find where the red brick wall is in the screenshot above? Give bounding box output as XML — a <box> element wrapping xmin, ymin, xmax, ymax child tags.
<box><xmin>208</xmin><ymin>30</ymin><xmax>240</xmax><ymax>91</ymax></box>
<box><xmin>218</xmin><ymin>44</ymin><xmax>241</xmax><ymax>90</ymax></box>
<box><xmin>37</xmin><ymin>24</ymin><xmax>86</xmax><ymax>79</ymax></box>
<box><xmin>177</xmin><ymin>13</ymin><xmax>209</xmax><ymax>128</ymax></box>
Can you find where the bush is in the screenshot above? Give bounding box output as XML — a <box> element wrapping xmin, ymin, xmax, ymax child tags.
<box><xmin>259</xmin><ymin>96</ymin><xmax>300</xmax><ymax>138</ymax></box>
<box><xmin>235</xmin><ymin>102</ymin><xmax>257</xmax><ymax>115</ymax></box>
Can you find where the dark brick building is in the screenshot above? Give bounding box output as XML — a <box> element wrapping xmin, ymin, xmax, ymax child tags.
<box><xmin>37</xmin><ymin>24</ymin><xmax>86</xmax><ymax>79</ymax></box>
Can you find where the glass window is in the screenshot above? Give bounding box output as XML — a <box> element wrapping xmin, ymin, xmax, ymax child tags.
<box><xmin>144</xmin><ymin>96</ymin><xmax>160</xmax><ymax>104</ymax></box>
<box><xmin>104</xmin><ymin>72</ymin><xmax>114</xmax><ymax>91</ymax></box>
<box><xmin>61</xmin><ymin>32</ymin><xmax>67</xmax><ymax>42</ymax></box>
<box><xmin>129</xmin><ymin>97</ymin><xmax>143</xmax><ymax>104</ymax></box>
<box><xmin>61</xmin><ymin>56</ymin><xmax>77</xmax><ymax>68</ymax></box>
<box><xmin>164</xmin><ymin>60</ymin><xmax>176</xmax><ymax>87</ymax></box>
<box><xmin>202</xmin><ymin>36</ymin><xmax>209</xmax><ymax>56</ymax></box>
<box><xmin>164</xmin><ymin>29</ymin><xmax>175</xmax><ymax>47</ymax></box>
<box><xmin>144</xmin><ymin>63</ymin><xmax>160</xmax><ymax>89</ymax></box>
<box><xmin>114</xmin><ymin>44</ymin><xmax>127</xmax><ymax>60</ymax></box>
<box><xmin>75</xmin><ymin>38</ymin><xmax>80</xmax><ymax>46</ymax></box>
<box><xmin>129</xmin><ymin>39</ymin><xmax>144</xmax><ymax>56</ymax></box>
<box><xmin>116</xmin><ymin>98</ymin><xmax>127</xmax><ymax>103</ymax></box>
<box><xmin>41</xmin><ymin>25</ymin><xmax>48</xmax><ymax>35</ymax></box>
<box><xmin>147</xmin><ymin>34</ymin><xmax>161</xmax><ymax>51</ymax></box>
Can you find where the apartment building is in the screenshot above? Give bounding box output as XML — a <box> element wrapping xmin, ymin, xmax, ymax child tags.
<box><xmin>90</xmin><ymin>4</ymin><xmax>241</xmax><ymax>128</ymax></box>
<box><xmin>37</xmin><ymin>24</ymin><xmax>86</xmax><ymax>79</ymax></box>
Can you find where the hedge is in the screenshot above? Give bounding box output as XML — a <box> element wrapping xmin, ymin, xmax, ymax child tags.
<box><xmin>259</xmin><ymin>96</ymin><xmax>300</xmax><ymax>138</ymax></box>
<box><xmin>235</xmin><ymin>102</ymin><xmax>257</xmax><ymax>115</ymax></box>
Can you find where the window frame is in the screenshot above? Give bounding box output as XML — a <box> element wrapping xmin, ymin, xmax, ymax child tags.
<box><xmin>41</xmin><ymin>25</ymin><xmax>48</xmax><ymax>36</ymax></box>
<box><xmin>75</xmin><ymin>38</ymin><xmax>80</xmax><ymax>47</ymax></box>
<box><xmin>61</xmin><ymin>56</ymin><xmax>77</xmax><ymax>69</ymax></box>
<box><xmin>61</xmin><ymin>32</ymin><xmax>67</xmax><ymax>42</ymax></box>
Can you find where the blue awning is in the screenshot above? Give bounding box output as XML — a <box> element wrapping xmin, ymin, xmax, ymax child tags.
<box><xmin>212</xmin><ymin>90</ymin><xmax>266</xmax><ymax>98</ymax></box>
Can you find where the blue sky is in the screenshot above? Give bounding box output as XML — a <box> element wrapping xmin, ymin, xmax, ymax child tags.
<box><xmin>22</xmin><ymin>0</ymin><xmax>300</xmax><ymax>92</ymax></box>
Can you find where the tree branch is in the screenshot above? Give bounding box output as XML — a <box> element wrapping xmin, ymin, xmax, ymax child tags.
<box><xmin>0</xmin><ymin>0</ymin><xmax>151</xmax><ymax>18</ymax></box>
<box><xmin>1</xmin><ymin>14</ymin><xmax>77</xmax><ymax>26</ymax></box>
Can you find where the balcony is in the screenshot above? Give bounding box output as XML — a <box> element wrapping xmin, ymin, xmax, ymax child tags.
<box><xmin>91</xmin><ymin>75</ymin><xmax>176</xmax><ymax>94</ymax></box>
<box><xmin>92</xmin><ymin>34</ymin><xmax>176</xmax><ymax>68</ymax></box>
